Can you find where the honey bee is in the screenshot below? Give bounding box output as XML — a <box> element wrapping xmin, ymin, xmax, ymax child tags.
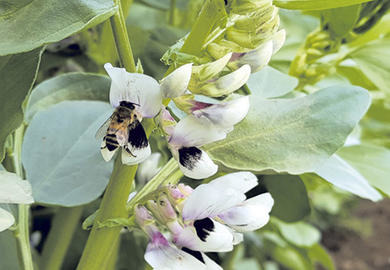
<box><xmin>96</xmin><ymin>101</ymin><xmax>149</xmax><ymax>162</ymax></box>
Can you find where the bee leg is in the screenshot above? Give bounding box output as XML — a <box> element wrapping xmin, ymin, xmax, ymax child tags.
<box><xmin>124</xmin><ymin>145</ymin><xmax>137</xmax><ymax>157</ymax></box>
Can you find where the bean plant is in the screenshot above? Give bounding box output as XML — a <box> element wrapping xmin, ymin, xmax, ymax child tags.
<box><xmin>0</xmin><ymin>0</ymin><xmax>389</xmax><ymax>269</ymax></box>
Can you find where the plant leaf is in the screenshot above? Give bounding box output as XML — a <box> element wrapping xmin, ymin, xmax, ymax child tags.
<box><xmin>0</xmin><ymin>0</ymin><xmax>116</xmax><ymax>55</ymax></box>
<box><xmin>247</xmin><ymin>66</ymin><xmax>298</xmax><ymax>99</ymax></box>
<box><xmin>206</xmin><ymin>86</ymin><xmax>371</xmax><ymax>174</ymax></box>
<box><xmin>274</xmin><ymin>0</ymin><xmax>374</xmax><ymax>11</ymax></box>
<box><xmin>0</xmin><ymin>47</ymin><xmax>44</xmax><ymax>162</ymax></box>
<box><xmin>274</xmin><ymin>219</ymin><xmax>321</xmax><ymax>247</ymax></box>
<box><xmin>0</xmin><ymin>171</ymin><xmax>34</xmax><ymax>204</ymax></box>
<box><xmin>22</xmin><ymin>101</ymin><xmax>113</xmax><ymax>206</ymax></box>
<box><xmin>337</xmin><ymin>144</ymin><xmax>390</xmax><ymax>196</ymax></box>
<box><xmin>25</xmin><ymin>72</ymin><xmax>110</xmax><ymax>122</ymax></box>
<box><xmin>264</xmin><ymin>175</ymin><xmax>310</xmax><ymax>222</ymax></box>
<box><xmin>314</xmin><ymin>154</ymin><xmax>382</xmax><ymax>201</ymax></box>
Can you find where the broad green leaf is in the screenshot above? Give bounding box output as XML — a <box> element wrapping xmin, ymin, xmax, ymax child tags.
<box><xmin>247</xmin><ymin>66</ymin><xmax>298</xmax><ymax>99</ymax></box>
<box><xmin>0</xmin><ymin>231</ymin><xmax>20</xmax><ymax>269</ymax></box>
<box><xmin>336</xmin><ymin>65</ymin><xmax>377</xmax><ymax>90</ymax></box>
<box><xmin>321</xmin><ymin>5</ymin><xmax>361</xmax><ymax>38</ymax></box>
<box><xmin>337</xmin><ymin>144</ymin><xmax>390</xmax><ymax>196</ymax></box>
<box><xmin>271</xmin><ymin>245</ymin><xmax>311</xmax><ymax>270</ymax></box>
<box><xmin>0</xmin><ymin>0</ymin><xmax>116</xmax><ymax>55</ymax></box>
<box><xmin>22</xmin><ymin>101</ymin><xmax>113</xmax><ymax>206</ymax></box>
<box><xmin>0</xmin><ymin>171</ymin><xmax>34</xmax><ymax>204</ymax></box>
<box><xmin>25</xmin><ymin>73</ymin><xmax>110</xmax><ymax>122</ymax></box>
<box><xmin>349</xmin><ymin>39</ymin><xmax>390</xmax><ymax>96</ymax></box>
<box><xmin>274</xmin><ymin>219</ymin><xmax>321</xmax><ymax>247</ymax></box>
<box><xmin>0</xmin><ymin>207</ymin><xmax>14</xmax><ymax>232</ymax></box>
<box><xmin>274</xmin><ymin>0</ymin><xmax>374</xmax><ymax>11</ymax></box>
<box><xmin>264</xmin><ymin>175</ymin><xmax>310</xmax><ymax>222</ymax></box>
<box><xmin>206</xmin><ymin>86</ymin><xmax>371</xmax><ymax>174</ymax></box>
<box><xmin>307</xmin><ymin>244</ymin><xmax>335</xmax><ymax>270</ymax></box>
<box><xmin>314</xmin><ymin>154</ymin><xmax>382</xmax><ymax>201</ymax></box>
<box><xmin>0</xmin><ymin>47</ymin><xmax>43</xmax><ymax>162</ymax></box>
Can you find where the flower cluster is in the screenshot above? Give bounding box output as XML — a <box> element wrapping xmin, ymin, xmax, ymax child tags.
<box><xmin>134</xmin><ymin>172</ymin><xmax>274</xmax><ymax>269</ymax></box>
<box><xmin>100</xmin><ymin>60</ymin><xmax>250</xmax><ymax>179</ymax></box>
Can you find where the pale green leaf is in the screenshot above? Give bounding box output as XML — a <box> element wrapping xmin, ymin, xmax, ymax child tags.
<box><xmin>22</xmin><ymin>101</ymin><xmax>113</xmax><ymax>206</ymax></box>
<box><xmin>321</xmin><ymin>5</ymin><xmax>361</xmax><ymax>38</ymax></box>
<box><xmin>349</xmin><ymin>39</ymin><xmax>390</xmax><ymax>97</ymax></box>
<box><xmin>247</xmin><ymin>66</ymin><xmax>298</xmax><ymax>99</ymax></box>
<box><xmin>307</xmin><ymin>244</ymin><xmax>335</xmax><ymax>270</ymax></box>
<box><xmin>264</xmin><ymin>175</ymin><xmax>310</xmax><ymax>222</ymax></box>
<box><xmin>0</xmin><ymin>0</ymin><xmax>116</xmax><ymax>55</ymax></box>
<box><xmin>274</xmin><ymin>0</ymin><xmax>374</xmax><ymax>11</ymax></box>
<box><xmin>274</xmin><ymin>219</ymin><xmax>321</xmax><ymax>247</ymax></box>
<box><xmin>314</xmin><ymin>154</ymin><xmax>382</xmax><ymax>201</ymax></box>
<box><xmin>0</xmin><ymin>171</ymin><xmax>34</xmax><ymax>204</ymax></box>
<box><xmin>0</xmin><ymin>207</ymin><xmax>14</xmax><ymax>232</ymax></box>
<box><xmin>206</xmin><ymin>86</ymin><xmax>371</xmax><ymax>174</ymax></box>
<box><xmin>25</xmin><ymin>73</ymin><xmax>110</xmax><ymax>122</ymax></box>
<box><xmin>0</xmin><ymin>47</ymin><xmax>44</xmax><ymax>162</ymax></box>
<box><xmin>337</xmin><ymin>144</ymin><xmax>390</xmax><ymax>196</ymax></box>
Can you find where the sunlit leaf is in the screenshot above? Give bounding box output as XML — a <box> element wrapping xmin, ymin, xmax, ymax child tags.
<box><xmin>0</xmin><ymin>0</ymin><xmax>116</xmax><ymax>55</ymax></box>
<box><xmin>247</xmin><ymin>66</ymin><xmax>298</xmax><ymax>99</ymax></box>
<box><xmin>274</xmin><ymin>0</ymin><xmax>374</xmax><ymax>11</ymax></box>
<box><xmin>274</xmin><ymin>219</ymin><xmax>321</xmax><ymax>247</ymax></box>
<box><xmin>206</xmin><ymin>86</ymin><xmax>371</xmax><ymax>174</ymax></box>
<box><xmin>307</xmin><ymin>244</ymin><xmax>335</xmax><ymax>270</ymax></box>
<box><xmin>25</xmin><ymin>73</ymin><xmax>110</xmax><ymax>122</ymax></box>
<box><xmin>314</xmin><ymin>154</ymin><xmax>382</xmax><ymax>201</ymax></box>
<box><xmin>338</xmin><ymin>144</ymin><xmax>390</xmax><ymax>196</ymax></box>
<box><xmin>22</xmin><ymin>101</ymin><xmax>113</xmax><ymax>206</ymax></box>
<box><xmin>0</xmin><ymin>47</ymin><xmax>44</xmax><ymax>162</ymax></box>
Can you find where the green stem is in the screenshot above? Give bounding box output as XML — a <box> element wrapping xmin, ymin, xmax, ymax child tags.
<box><xmin>77</xmin><ymin>158</ymin><xmax>137</xmax><ymax>269</ymax></box>
<box><xmin>110</xmin><ymin>0</ymin><xmax>136</xmax><ymax>72</ymax></box>
<box><xmin>41</xmin><ymin>206</ymin><xmax>84</xmax><ymax>270</ymax></box>
<box><xmin>12</xmin><ymin>125</ymin><xmax>34</xmax><ymax>270</ymax></box>
<box><xmin>14</xmin><ymin>205</ymin><xmax>33</xmax><ymax>270</ymax></box>
<box><xmin>77</xmin><ymin>1</ymin><xmax>139</xmax><ymax>268</ymax></box>
<box><xmin>126</xmin><ymin>158</ymin><xmax>180</xmax><ymax>210</ymax></box>
<box><xmin>169</xmin><ymin>0</ymin><xmax>176</xmax><ymax>25</ymax></box>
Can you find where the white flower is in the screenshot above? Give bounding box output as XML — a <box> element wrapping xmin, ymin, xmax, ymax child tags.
<box><xmin>167</xmin><ymin>172</ymin><xmax>273</xmax><ymax>251</ymax></box>
<box><xmin>145</xmin><ymin>231</ymin><xmax>222</xmax><ymax>270</ymax></box>
<box><xmin>228</xmin><ymin>29</ymin><xmax>286</xmax><ymax>73</ymax></box>
<box><xmin>136</xmin><ymin>153</ymin><xmax>162</xmax><ymax>184</ymax></box>
<box><xmin>0</xmin><ymin>171</ymin><xmax>34</xmax><ymax>232</ymax></box>
<box><xmin>160</xmin><ymin>63</ymin><xmax>193</xmax><ymax>98</ymax></box>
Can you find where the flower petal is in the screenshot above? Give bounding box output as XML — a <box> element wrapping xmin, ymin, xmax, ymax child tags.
<box><xmin>208</xmin><ymin>172</ymin><xmax>258</xmax><ymax>194</ymax></box>
<box><xmin>145</xmin><ymin>237</ymin><xmax>207</xmax><ymax>270</ymax></box>
<box><xmin>176</xmin><ymin>148</ymin><xmax>218</xmax><ymax>180</ymax></box>
<box><xmin>219</xmin><ymin>193</ymin><xmax>274</xmax><ymax>232</ymax></box>
<box><xmin>0</xmin><ymin>171</ymin><xmax>34</xmax><ymax>204</ymax></box>
<box><xmin>104</xmin><ymin>63</ymin><xmax>162</xmax><ymax>117</ymax></box>
<box><xmin>161</xmin><ymin>63</ymin><xmax>193</xmax><ymax>98</ymax></box>
<box><xmin>173</xmin><ymin>219</ymin><xmax>234</xmax><ymax>252</ymax></box>
<box><xmin>192</xmin><ymin>96</ymin><xmax>250</xmax><ymax>129</ymax></box>
<box><xmin>0</xmin><ymin>207</ymin><xmax>15</xmax><ymax>232</ymax></box>
<box><xmin>136</xmin><ymin>153</ymin><xmax>162</xmax><ymax>184</ymax></box>
<box><xmin>233</xmin><ymin>40</ymin><xmax>273</xmax><ymax>73</ymax></box>
<box><xmin>272</xmin><ymin>29</ymin><xmax>286</xmax><ymax>54</ymax></box>
<box><xmin>182</xmin><ymin>181</ymin><xmax>245</xmax><ymax>221</ymax></box>
<box><xmin>201</xmin><ymin>64</ymin><xmax>251</xmax><ymax>97</ymax></box>
<box><xmin>169</xmin><ymin>115</ymin><xmax>227</xmax><ymax>148</ymax></box>
<box><xmin>121</xmin><ymin>144</ymin><xmax>151</xmax><ymax>165</ymax></box>
<box><xmin>100</xmin><ymin>141</ymin><xmax>118</xmax><ymax>162</ymax></box>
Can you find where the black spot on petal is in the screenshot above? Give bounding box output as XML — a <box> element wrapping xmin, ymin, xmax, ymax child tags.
<box><xmin>182</xmin><ymin>247</ymin><xmax>205</xmax><ymax>263</ymax></box>
<box><xmin>119</xmin><ymin>101</ymin><xmax>136</xmax><ymax>110</ymax></box>
<box><xmin>128</xmin><ymin>121</ymin><xmax>148</xmax><ymax>149</ymax></box>
<box><xmin>194</xmin><ymin>218</ymin><xmax>215</xmax><ymax>242</ymax></box>
<box><xmin>178</xmin><ymin>147</ymin><xmax>202</xmax><ymax>170</ymax></box>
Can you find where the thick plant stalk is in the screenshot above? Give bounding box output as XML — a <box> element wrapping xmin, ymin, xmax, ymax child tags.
<box><xmin>41</xmin><ymin>206</ymin><xmax>84</xmax><ymax>270</ymax></box>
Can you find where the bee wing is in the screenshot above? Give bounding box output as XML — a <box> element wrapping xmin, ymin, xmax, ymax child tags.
<box><xmin>95</xmin><ymin>116</ymin><xmax>113</xmax><ymax>140</ymax></box>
